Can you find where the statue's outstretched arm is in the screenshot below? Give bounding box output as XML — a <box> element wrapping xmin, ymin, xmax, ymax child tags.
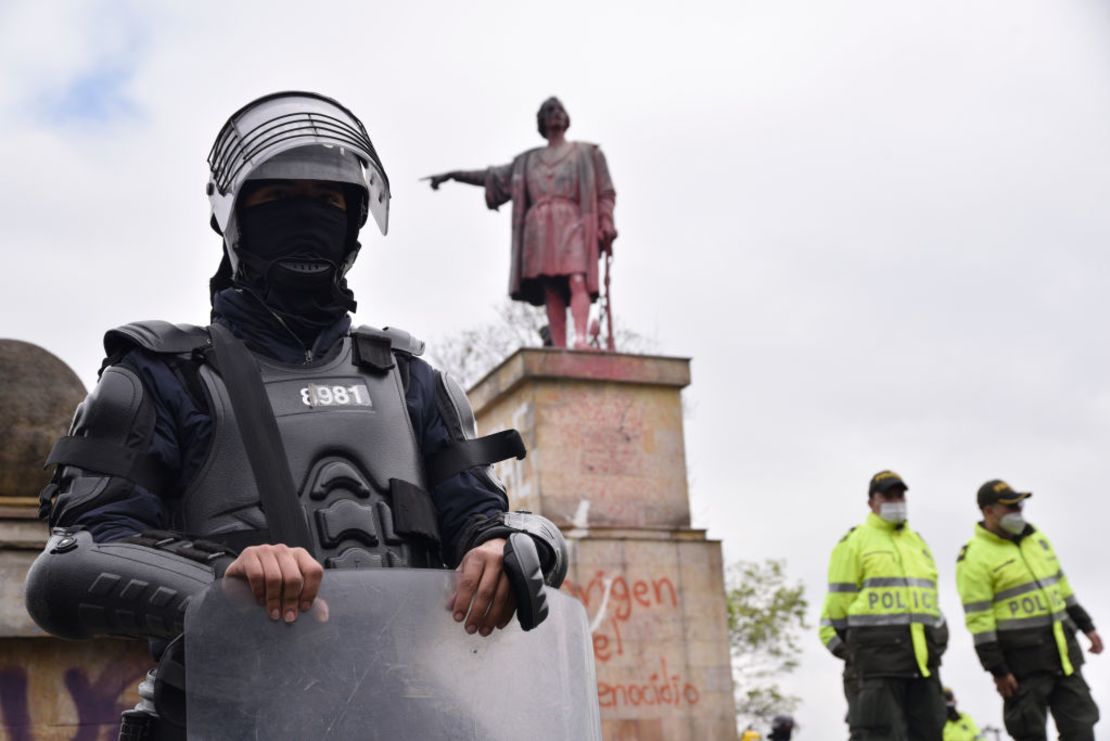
<box><xmin>425</xmin><ymin>162</ymin><xmax>513</xmax><ymax>212</ymax></box>
<box><xmin>423</xmin><ymin>169</ymin><xmax>486</xmax><ymax>190</ymax></box>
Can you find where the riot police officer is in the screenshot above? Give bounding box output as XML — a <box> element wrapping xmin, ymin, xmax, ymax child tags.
<box><xmin>27</xmin><ymin>91</ymin><xmax>567</xmax><ymax>740</ymax></box>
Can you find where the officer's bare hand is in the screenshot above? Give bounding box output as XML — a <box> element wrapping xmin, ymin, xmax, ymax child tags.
<box><xmin>993</xmin><ymin>673</ymin><xmax>1019</xmax><ymax>699</ymax></box>
<box><xmin>1087</xmin><ymin>630</ymin><xmax>1104</xmax><ymax>654</ymax></box>
<box><xmin>224</xmin><ymin>544</ymin><xmax>324</xmax><ymax>623</ymax></box>
<box><xmin>450</xmin><ymin>537</ymin><xmax>516</xmax><ymax>637</ymax></box>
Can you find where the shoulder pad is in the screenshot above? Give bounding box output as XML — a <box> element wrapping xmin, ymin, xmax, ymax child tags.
<box><xmin>838</xmin><ymin>526</ymin><xmax>858</xmax><ymax>544</ymax></box>
<box><xmin>104</xmin><ymin>321</ymin><xmax>210</xmax><ymax>358</ymax></box>
<box><xmin>957</xmin><ymin>544</ymin><xmax>969</xmax><ymax>562</ymax></box>
<box><xmin>436</xmin><ymin>369</ymin><xmax>477</xmax><ymax>439</ymax></box>
<box><xmin>354</xmin><ymin>325</ymin><xmax>424</xmax><ymax>356</ymax></box>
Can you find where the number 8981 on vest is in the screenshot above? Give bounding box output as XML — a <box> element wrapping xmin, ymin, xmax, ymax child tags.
<box><xmin>300</xmin><ymin>383</ymin><xmax>373</xmax><ymax>408</ymax></box>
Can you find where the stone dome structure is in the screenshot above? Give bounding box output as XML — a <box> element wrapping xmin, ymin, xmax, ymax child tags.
<box><xmin>0</xmin><ymin>340</ymin><xmax>86</xmax><ymax>501</ymax></box>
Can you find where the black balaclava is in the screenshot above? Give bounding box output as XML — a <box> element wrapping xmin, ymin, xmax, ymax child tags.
<box><xmin>233</xmin><ymin>192</ymin><xmax>358</xmax><ymax>346</ymax></box>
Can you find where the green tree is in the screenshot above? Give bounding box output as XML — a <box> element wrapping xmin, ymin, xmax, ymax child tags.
<box><xmin>727</xmin><ymin>559</ymin><xmax>809</xmax><ymax>731</ymax></box>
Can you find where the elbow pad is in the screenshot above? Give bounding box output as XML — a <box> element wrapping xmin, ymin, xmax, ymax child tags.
<box><xmin>466</xmin><ymin>511</ymin><xmax>567</xmax><ymax>588</ymax></box>
<box><xmin>25</xmin><ymin>529</ymin><xmax>230</xmax><ymax>640</ymax></box>
<box><xmin>463</xmin><ymin>511</ymin><xmax>568</xmax><ymax>632</ymax></box>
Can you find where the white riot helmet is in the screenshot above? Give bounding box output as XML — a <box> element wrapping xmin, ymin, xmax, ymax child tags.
<box><xmin>206</xmin><ymin>91</ymin><xmax>390</xmax><ymax>279</ymax></box>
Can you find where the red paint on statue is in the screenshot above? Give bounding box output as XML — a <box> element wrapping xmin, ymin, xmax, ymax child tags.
<box><xmin>426</xmin><ymin>97</ymin><xmax>617</xmax><ymax>349</ymax></box>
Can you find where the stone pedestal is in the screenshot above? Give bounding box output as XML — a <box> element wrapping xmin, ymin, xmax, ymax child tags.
<box><xmin>471</xmin><ymin>349</ymin><xmax>737</xmax><ymax>741</ymax></box>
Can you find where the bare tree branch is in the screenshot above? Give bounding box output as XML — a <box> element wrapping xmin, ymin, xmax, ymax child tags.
<box><xmin>427</xmin><ymin>299</ymin><xmax>658</xmax><ymax>388</ymax></box>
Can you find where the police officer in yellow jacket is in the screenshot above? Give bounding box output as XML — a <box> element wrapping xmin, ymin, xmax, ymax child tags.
<box><xmin>820</xmin><ymin>471</ymin><xmax>948</xmax><ymax>740</ymax></box>
<box><xmin>942</xmin><ymin>687</ymin><xmax>982</xmax><ymax>741</ymax></box>
<box><xmin>956</xmin><ymin>480</ymin><xmax>1102</xmax><ymax>741</ymax></box>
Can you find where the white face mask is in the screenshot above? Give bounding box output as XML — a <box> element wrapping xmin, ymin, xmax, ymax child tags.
<box><xmin>879</xmin><ymin>501</ymin><xmax>908</xmax><ymax>524</ymax></box>
<box><xmin>999</xmin><ymin>511</ymin><xmax>1026</xmax><ymax>535</ymax></box>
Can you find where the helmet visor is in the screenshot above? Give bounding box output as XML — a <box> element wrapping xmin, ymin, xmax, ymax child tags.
<box><xmin>208</xmin><ymin>92</ymin><xmax>389</xmax><ymax>235</ymax></box>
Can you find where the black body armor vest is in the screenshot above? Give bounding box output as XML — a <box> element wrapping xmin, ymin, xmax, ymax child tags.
<box><xmin>182</xmin><ymin>334</ymin><xmax>439</xmax><ymax>568</ymax></box>
<box><xmin>102</xmin><ymin>321</ymin><xmax>442</xmax><ymax>569</ymax></box>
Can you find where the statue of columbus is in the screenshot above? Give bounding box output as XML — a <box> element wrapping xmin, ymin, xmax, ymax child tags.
<box><xmin>426</xmin><ymin>97</ymin><xmax>617</xmax><ymax>349</ymax></box>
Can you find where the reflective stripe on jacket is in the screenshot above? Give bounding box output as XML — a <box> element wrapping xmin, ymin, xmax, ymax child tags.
<box><xmin>819</xmin><ymin>512</ymin><xmax>944</xmax><ymax>677</ymax></box>
<box><xmin>956</xmin><ymin>523</ymin><xmax>1080</xmax><ymax>677</ymax></box>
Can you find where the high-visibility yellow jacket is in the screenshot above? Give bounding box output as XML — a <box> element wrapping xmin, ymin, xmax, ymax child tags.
<box><xmin>819</xmin><ymin>512</ymin><xmax>947</xmax><ymax>677</ymax></box>
<box><xmin>942</xmin><ymin>710</ymin><xmax>981</xmax><ymax>741</ymax></box>
<box><xmin>956</xmin><ymin>523</ymin><xmax>1092</xmax><ymax>678</ymax></box>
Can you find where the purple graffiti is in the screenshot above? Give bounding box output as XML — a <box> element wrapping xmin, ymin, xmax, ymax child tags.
<box><xmin>64</xmin><ymin>658</ymin><xmax>147</xmax><ymax>741</ymax></box>
<box><xmin>0</xmin><ymin>667</ymin><xmax>32</xmax><ymax>741</ymax></box>
<box><xmin>1</xmin><ymin>657</ymin><xmax>147</xmax><ymax>741</ymax></box>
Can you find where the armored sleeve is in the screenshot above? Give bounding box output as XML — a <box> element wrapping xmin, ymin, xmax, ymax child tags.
<box><xmin>42</xmin><ymin>349</ymin><xmax>211</xmax><ymax>543</ymax></box>
<box><xmin>30</xmin><ymin>348</ymin><xmax>229</xmax><ymax>646</ymax></box>
<box><xmin>956</xmin><ymin>543</ymin><xmax>1010</xmax><ymax>676</ymax></box>
<box><xmin>43</xmin><ymin>359</ymin><xmax>168</xmax><ymax>541</ymax></box>
<box><xmin>403</xmin><ymin>357</ymin><xmax>509</xmax><ymax>565</ymax></box>
<box><xmin>25</xmin><ymin>529</ymin><xmax>232</xmax><ymax>641</ymax></box>
<box><xmin>819</xmin><ymin>531</ymin><xmax>859</xmax><ymax>659</ymax></box>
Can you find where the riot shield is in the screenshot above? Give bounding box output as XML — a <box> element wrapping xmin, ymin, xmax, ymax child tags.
<box><xmin>185</xmin><ymin>569</ymin><xmax>601</xmax><ymax>740</ymax></box>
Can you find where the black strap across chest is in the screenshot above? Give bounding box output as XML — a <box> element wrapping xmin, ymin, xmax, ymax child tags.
<box><xmin>207</xmin><ymin>324</ymin><xmax>314</xmax><ymax>552</ymax></box>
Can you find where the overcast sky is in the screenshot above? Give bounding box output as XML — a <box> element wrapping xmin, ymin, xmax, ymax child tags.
<box><xmin>3</xmin><ymin>0</ymin><xmax>1110</xmax><ymax>734</ymax></box>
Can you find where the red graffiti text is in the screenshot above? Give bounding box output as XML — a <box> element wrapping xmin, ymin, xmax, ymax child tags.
<box><xmin>597</xmin><ymin>657</ymin><xmax>700</xmax><ymax>709</ymax></box>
